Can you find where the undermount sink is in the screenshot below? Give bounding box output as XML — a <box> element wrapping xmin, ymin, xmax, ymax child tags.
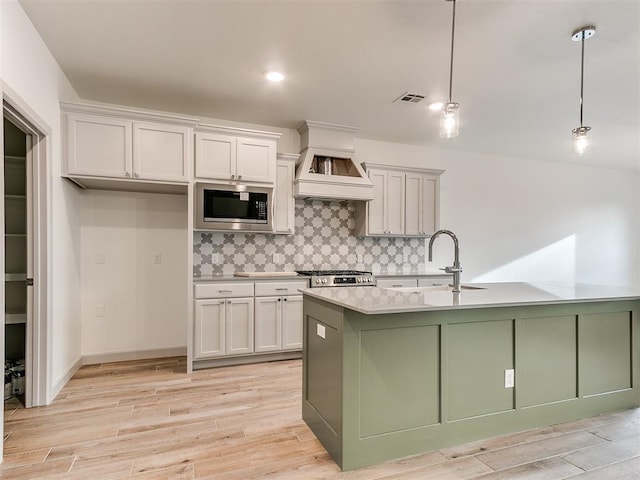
<box><xmin>385</xmin><ymin>285</ymin><xmax>487</xmax><ymax>293</ymax></box>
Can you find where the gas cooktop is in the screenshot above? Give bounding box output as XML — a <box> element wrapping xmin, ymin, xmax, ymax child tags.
<box><xmin>296</xmin><ymin>270</ymin><xmax>376</xmax><ymax>287</ymax></box>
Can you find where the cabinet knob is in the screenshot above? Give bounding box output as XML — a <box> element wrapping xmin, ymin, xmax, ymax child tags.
<box><xmin>125</xmin><ymin>172</ymin><xmax>131</xmax><ymax>177</ymax></box>
<box><xmin>277</xmin><ymin>298</ymin><xmax>281</xmax><ymax>302</ymax></box>
<box><xmin>134</xmin><ymin>172</ymin><xmax>139</xmax><ymax>178</ymax></box>
<box><xmin>283</xmin><ymin>298</ymin><xmax>287</xmax><ymax>302</ymax></box>
<box><xmin>230</xmin><ymin>174</ymin><xmax>235</xmax><ymax>179</ymax></box>
<box><xmin>238</xmin><ymin>175</ymin><xmax>242</xmax><ymax>180</ymax></box>
<box><xmin>227</xmin><ymin>300</ymin><xmax>231</xmax><ymax>304</ymax></box>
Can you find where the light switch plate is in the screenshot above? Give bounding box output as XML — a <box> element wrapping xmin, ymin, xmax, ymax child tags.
<box><xmin>211</xmin><ymin>253</ymin><xmax>219</xmax><ymax>263</ymax></box>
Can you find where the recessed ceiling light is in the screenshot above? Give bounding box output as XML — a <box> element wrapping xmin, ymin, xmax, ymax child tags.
<box><xmin>428</xmin><ymin>102</ymin><xmax>444</xmax><ymax>111</ymax></box>
<box><xmin>265</xmin><ymin>71</ymin><xmax>284</xmax><ymax>82</ymax></box>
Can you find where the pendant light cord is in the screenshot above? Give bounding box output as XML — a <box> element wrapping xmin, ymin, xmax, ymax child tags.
<box><xmin>579</xmin><ymin>32</ymin><xmax>585</xmax><ymax>127</ymax></box>
<box><xmin>448</xmin><ymin>0</ymin><xmax>456</xmax><ymax>103</ymax></box>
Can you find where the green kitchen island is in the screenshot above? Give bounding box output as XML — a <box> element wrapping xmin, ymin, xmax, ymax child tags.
<box><xmin>301</xmin><ymin>282</ymin><xmax>640</xmax><ymax>470</ymax></box>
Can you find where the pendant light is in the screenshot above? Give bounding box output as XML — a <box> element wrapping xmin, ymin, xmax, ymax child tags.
<box><xmin>571</xmin><ymin>25</ymin><xmax>596</xmax><ymax>155</ymax></box>
<box><xmin>440</xmin><ymin>0</ymin><xmax>460</xmax><ymax>138</ymax></box>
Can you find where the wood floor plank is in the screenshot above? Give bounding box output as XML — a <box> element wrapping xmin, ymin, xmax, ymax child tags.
<box><xmin>563</xmin><ymin>456</ymin><xmax>640</xmax><ymax>479</ymax></box>
<box><xmin>3</xmin><ymin>357</ymin><xmax>639</xmax><ymax>479</ymax></box>
<box><xmin>561</xmin><ymin>434</ymin><xmax>640</xmax><ymax>471</ymax></box>
<box><xmin>475</xmin><ymin>431</ymin><xmax>606</xmax><ymax>471</ymax></box>
<box><xmin>466</xmin><ymin>457</ymin><xmax>583</xmax><ymax>480</ymax></box>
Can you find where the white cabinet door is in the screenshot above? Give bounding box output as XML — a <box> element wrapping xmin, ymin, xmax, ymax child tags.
<box><xmin>133</xmin><ymin>122</ymin><xmax>190</xmax><ymax>182</ymax></box>
<box><xmin>274</xmin><ymin>158</ymin><xmax>295</xmax><ymax>234</ymax></box>
<box><xmin>66</xmin><ymin>112</ymin><xmax>132</xmax><ymax>178</ymax></box>
<box><xmin>386</xmin><ymin>171</ymin><xmax>405</xmax><ymax>235</ymax></box>
<box><xmin>405</xmin><ymin>173</ymin><xmax>438</xmax><ymax>236</ymax></box>
<box><xmin>225</xmin><ymin>297</ymin><xmax>254</xmax><ymax>355</ymax></box>
<box><xmin>281</xmin><ymin>295</ymin><xmax>303</xmax><ymax>350</ymax></box>
<box><xmin>421</xmin><ymin>175</ymin><xmax>438</xmax><ymax>236</ymax></box>
<box><xmin>405</xmin><ymin>172</ymin><xmax>422</xmax><ymax>236</ymax></box>
<box><xmin>236</xmin><ymin>137</ymin><xmax>275</xmax><ymax>183</ymax></box>
<box><xmin>194</xmin><ymin>132</ymin><xmax>236</xmax><ymax>180</ymax></box>
<box><xmin>194</xmin><ymin>299</ymin><xmax>225</xmax><ymax>359</ymax></box>
<box><xmin>367</xmin><ymin>169</ymin><xmax>387</xmax><ymax>235</ymax></box>
<box><xmin>254</xmin><ymin>296</ymin><xmax>281</xmax><ymax>353</ymax></box>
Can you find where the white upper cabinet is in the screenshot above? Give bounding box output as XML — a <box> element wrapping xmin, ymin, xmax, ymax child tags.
<box><xmin>66</xmin><ymin>113</ymin><xmax>132</xmax><ymax>178</ymax></box>
<box><xmin>133</xmin><ymin>122</ymin><xmax>190</xmax><ymax>182</ymax></box>
<box><xmin>273</xmin><ymin>154</ymin><xmax>297</xmax><ymax>234</ymax></box>
<box><xmin>405</xmin><ymin>172</ymin><xmax>439</xmax><ymax>236</ymax></box>
<box><xmin>355</xmin><ymin>164</ymin><xmax>443</xmax><ymax>237</ymax></box>
<box><xmin>195</xmin><ymin>129</ymin><xmax>278</xmax><ymax>184</ymax></box>
<box><xmin>62</xmin><ymin>103</ymin><xmax>195</xmax><ymax>191</ymax></box>
<box><xmin>365</xmin><ymin>168</ymin><xmax>405</xmax><ymax>236</ymax></box>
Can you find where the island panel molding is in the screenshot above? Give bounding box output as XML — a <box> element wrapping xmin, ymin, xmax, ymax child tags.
<box><xmin>302</xmin><ymin>295</ymin><xmax>639</xmax><ymax>470</ymax></box>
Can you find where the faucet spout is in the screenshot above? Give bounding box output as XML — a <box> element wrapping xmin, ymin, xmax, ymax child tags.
<box><xmin>428</xmin><ymin>229</ymin><xmax>462</xmax><ymax>293</ymax></box>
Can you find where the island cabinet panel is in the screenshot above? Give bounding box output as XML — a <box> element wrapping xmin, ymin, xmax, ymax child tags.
<box><xmin>302</xmin><ymin>295</ymin><xmax>639</xmax><ymax>471</ymax></box>
<box><xmin>517</xmin><ymin>315</ymin><xmax>577</xmax><ymax>407</ymax></box>
<box><xmin>447</xmin><ymin>320</ymin><xmax>515</xmax><ymax>421</ymax></box>
<box><xmin>579</xmin><ymin>311</ymin><xmax>632</xmax><ymax>396</ymax></box>
<box><xmin>359</xmin><ymin>325</ymin><xmax>440</xmax><ymax>437</ymax></box>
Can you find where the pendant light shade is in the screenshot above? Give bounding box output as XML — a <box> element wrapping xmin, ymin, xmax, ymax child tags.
<box><xmin>440</xmin><ymin>0</ymin><xmax>460</xmax><ymax>138</ymax></box>
<box><xmin>441</xmin><ymin>102</ymin><xmax>460</xmax><ymax>138</ymax></box>
<box><xmin>571</xmin><ymin>26</ymin><xmax>596</xmax><ymax>156</ymax></box>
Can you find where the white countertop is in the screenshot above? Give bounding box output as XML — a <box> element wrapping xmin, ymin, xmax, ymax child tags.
<box><xmin>300</xmin><ymin>282</ymin><xmax>640</xmax><ymax>315</ymax></box>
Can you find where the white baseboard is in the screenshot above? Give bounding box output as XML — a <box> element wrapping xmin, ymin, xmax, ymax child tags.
<box><xmin>81</xmin><ymin>347</ymin><xmax>187</xmax><ymax>366</ymax></box>
<box><xmin>50</xmin><ymin>354</ymin><xmax>83</xmax><ymax>403</ymax></box>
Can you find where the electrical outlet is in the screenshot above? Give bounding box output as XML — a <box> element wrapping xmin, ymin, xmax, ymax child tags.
<box><xmin>153</xmin><ymin>252</ymin><xmax>162</xmax><ymax>264</ymax></box>
<box><xmin>316</xmin><ymin>323</ymin><xmax>326</xmax><ymax>339</ymax></box>
<box><xmin>211</xmin><ymin>253</ymin><xmax>219</xmax><ymax>263</ymax></box>
<box><xmin>505</xmin><ymin>369</ymin><xmax>515</xmax><ymax>388</ymax></box>
<box><xmin>96</xmin><ymin>305</ymin><xmax>105</xmax><ymax>317</ymax></box>
<box><xmin>357</xmin><ymin>254</ymin><xmax>364</xmax><ymax>263</ymax></box>
<box><xmin>273</xmin><ymin>253</ymin><xmax>281</xmax><ymax>263</ymax></box>
<box><xmin>403</xmin><ymin>253</ymin><xmax>409</xmax><ymax>263</ymax></box>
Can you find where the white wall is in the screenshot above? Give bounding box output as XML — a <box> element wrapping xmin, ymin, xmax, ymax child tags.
<box><xmin>1</xmin><ymin>0</ymin><xmax>81</xmax><ymax>402</ymax></box>
<box><xmin>357</xmin><ymin>139</ymin><xmax>640</xmax><ymax>288</ymax></box>
<box><xmin>80</xmin><ymin>191</ymin><xmax>187</xmax><ymax>357</ymax></box>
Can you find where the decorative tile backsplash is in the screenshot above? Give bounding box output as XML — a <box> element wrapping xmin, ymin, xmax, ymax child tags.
<box><xmin>193</xmin><ymin>200</ymin><xmax>426</xmax><ymax>276</ymax></box>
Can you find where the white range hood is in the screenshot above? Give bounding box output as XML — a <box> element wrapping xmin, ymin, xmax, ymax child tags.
<box><xmin>293</xmin><ymin>121</ymin><xmax>374</xmax><ymax>201</ymax></box>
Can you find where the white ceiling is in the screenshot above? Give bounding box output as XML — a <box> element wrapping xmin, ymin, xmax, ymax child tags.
<box><xmin>19</xmin><ymin>0</ymin><xmax>640</xmax><ymax>171</ymax></box>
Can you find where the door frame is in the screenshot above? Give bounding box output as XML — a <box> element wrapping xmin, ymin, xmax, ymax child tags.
<box><xmin>3</xmin><ymin>97</ymin><xmax>50</xmax><ymax>408</ymax></box>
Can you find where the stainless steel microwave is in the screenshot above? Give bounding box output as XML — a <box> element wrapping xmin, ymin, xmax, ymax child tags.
<box><xmin>195</xmin><ymin>183</ymin><xmax>273</xmax><ymax>231</ymax></box>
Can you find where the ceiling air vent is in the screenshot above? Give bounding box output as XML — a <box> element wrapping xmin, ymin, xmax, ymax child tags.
<box><xmin>394</xmin><ymin>92</ymin><xmax>425</xmax><ymax>104</ymax></box>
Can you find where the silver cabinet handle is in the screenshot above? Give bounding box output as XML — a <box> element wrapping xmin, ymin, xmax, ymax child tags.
<box><xmin>275</xmin><ymin>288</ymin><xmax>288</xmax><ymax>291</ymax></box>
<box><xmin>219</xmin><ymin>289</ymin><xmax>232</xmax><ymax>293</ymax></box>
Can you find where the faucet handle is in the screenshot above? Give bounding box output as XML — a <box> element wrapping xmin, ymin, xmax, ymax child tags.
<box><xmin>443</xmin><ymin>266</ymin><xmax>463</xmax><ymax>274</ymax></box>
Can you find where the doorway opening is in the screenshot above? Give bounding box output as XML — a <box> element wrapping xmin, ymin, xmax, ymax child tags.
<box><xmin>3</xmin><ymin>101</ymin><xmax>48</xmax><ymax>409</ymax></box>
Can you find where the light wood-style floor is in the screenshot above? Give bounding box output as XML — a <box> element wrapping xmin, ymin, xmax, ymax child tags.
<box><xmin>1</xmin><ymin>357</ymin><xmax>639</xmax><ymax>479</ymax></box>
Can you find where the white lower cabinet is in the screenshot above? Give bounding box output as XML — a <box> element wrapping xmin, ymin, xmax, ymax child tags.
<box><xmin>194</xmin><ymin>297</ymin><xmax>254</xmax><ymax>359</ymax></box>
<box><xmin>255</xmin><ymin>295</ymin><xmax>303</xmax><ymax>352</ymax></box>
<box><xmin>193</xmin><ymin>279</ymin><xmax>305</xmax><ymax>362</ymax></box>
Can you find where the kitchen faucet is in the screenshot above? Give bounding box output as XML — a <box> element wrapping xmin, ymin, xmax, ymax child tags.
<box><xmin>428</xmin><ymin>229</ymin><xmax>462</xmax><ymax>293</ymax></box>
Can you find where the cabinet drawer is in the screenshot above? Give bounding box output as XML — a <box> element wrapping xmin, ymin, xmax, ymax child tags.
<box><xmin>376</xmin><ymin>278</ymin><xmax>418</xmax><ymax>289</ymax></box>
<box><xmin>194</xmin><ymin>282</ymin><xmax>254</xmax><ymax>299</ymax></box>
<box><xmin>254</xmin><ymin>280</ymin><xmax>308</xmax><ymax>297</ymax></box>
